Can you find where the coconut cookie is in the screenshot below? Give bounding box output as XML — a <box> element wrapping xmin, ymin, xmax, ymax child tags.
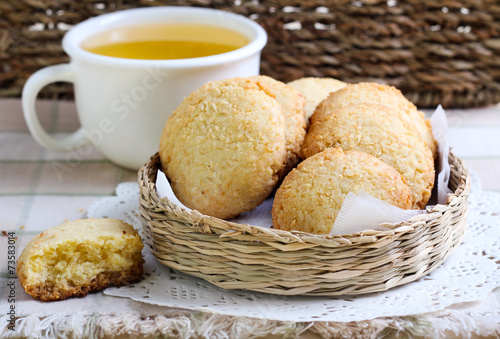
<box><xmin>17</xmin><ymin>218</ymin><xmax>144</xmax><ymax>301</ymax></box>
<box><xmin>301</xmin><ymin>103</ymin><xmax>435</xmax><ymax>209</ymax></box>
<box><xmin>272</xmin><ymin>148</ymin><xmax>412</xmax><ymax>235</ymax></box>
<box><xmin>248</xmin><ymin>75</ymin><xmax>307</xmax><ymax>178</ymax></box>
<box><xmin>160</xmin><ymin>78</ymin><xmax>287</xmax><ymax>219</ymax></box>
<box><xmin>287</xmin><ymin>77</ymin><xmax>347</xmax><ymax>121</ymax></box>
<box><xmin>319</xmin><ymin>82</ymin><xmax>436</xmax><ymax>157</ymax></box>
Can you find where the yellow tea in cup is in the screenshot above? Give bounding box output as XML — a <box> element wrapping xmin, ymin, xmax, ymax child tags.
<box><xmin>81</xmin><ymin>23</ymin><xmax>249</xmax><ymax>60</ymax></box>
<box><xmin>23</xmin><ymin>6</ymin><xmax>267</xmax><ymax>170</ymax></box>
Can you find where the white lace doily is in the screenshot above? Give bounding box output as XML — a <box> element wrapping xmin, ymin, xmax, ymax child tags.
<box><xmin>87</xmin><ymin>172</ymin><xmax>500</xmax><ymax>322</ymax></box>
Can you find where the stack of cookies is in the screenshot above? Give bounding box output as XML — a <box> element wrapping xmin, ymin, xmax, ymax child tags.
<box><xmin>159</xmin><ymin>76</ymin><xmax>436</xmax><ymax>235</ymax></box>
<box><xmin>160</xmin><ymin>76</ymin><xmax>306</xmax><ymax>219</ymax></box>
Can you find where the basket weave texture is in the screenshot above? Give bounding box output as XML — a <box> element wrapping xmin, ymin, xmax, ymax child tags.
<box><xmin>1</xmin><ymin>0</ymin><xmax>499</xmax><ymax>108</ymax></box>
<box><xmin>139</xmin><ymin>151</ymin><xmax>470</xmax><ymax>296</ymax></box>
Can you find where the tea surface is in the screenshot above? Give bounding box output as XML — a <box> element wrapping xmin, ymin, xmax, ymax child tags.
<box><xmin>82</xmin><ymin>23</ymin><xmax>249</xmax><ymax>60</ymax></box>
<box><xmin>87</xmin><ymin>40</ymin><xmax>243</xmax><ymax>59</ymax></box>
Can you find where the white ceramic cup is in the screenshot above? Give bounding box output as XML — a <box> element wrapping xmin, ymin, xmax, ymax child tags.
<box><xmin>22</xmin><ymin>7</ymin><xmax>267</xmax><ymax>170</ymax></box>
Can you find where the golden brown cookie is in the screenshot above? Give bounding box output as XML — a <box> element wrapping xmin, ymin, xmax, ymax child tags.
<box><xmin>272</xmin><ymin>148</ymin><xmax>412</xmax><ymax>235</ymax></box>
<box><xmin>17</xmin><ymin>218</ymin><xmax>144</xmax><ymax>301</ymax></box>
<box><xmin>301</xmin><ymin>103</ymin><xmax>435</xmax><ymax>208</ymax></box>
<box><xmin>248</xmin><ymin>75</ymin><xmax>307</xmax><ymax>178</ymax></box>
<box><xmin>287</xmin><ymin>77</ymin><xmax>347</xmax><ymax>121</ymax></box>
<box><xmin>159</xmin><ymin>78</ymin><xmax>287</xmax><ymax>219</ymax></box>
<box><xmin>318</xmin><ymin>82</ymin><xmax>436</xmax><ymax>157</ymax></box>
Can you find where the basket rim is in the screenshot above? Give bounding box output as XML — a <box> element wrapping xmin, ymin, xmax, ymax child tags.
<box><xmin>139</xmin><ymin>150</ymin><xmax>470</xmax><ymax>243</ymax></box>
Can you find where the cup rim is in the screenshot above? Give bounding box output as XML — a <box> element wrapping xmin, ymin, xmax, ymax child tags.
<box><xmin>62</xmin><ymin>6</ymin><xmax>267</xmax><ymax>68</ymax></box>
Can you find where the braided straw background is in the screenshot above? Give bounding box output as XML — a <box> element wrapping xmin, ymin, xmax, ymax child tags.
<box><xmin>1</xmin><ymin>0</ymin><xmax>499</xmax><ymax>107</ymax></box>
<box><xmin>138</xmin><ymin>151</ymin><xmax>470</xmax><ymax>296</ymax></box>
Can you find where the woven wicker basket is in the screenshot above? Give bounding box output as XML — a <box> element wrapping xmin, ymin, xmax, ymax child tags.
<box><xmin>138</xmin><ymin>150</ymin><xmax>470</xmax><ymax>296</ymax></box>
<box><xmin>1</xmin><ymin>0</ymin><xmax>499</xmax><ymax>108</ymax></box>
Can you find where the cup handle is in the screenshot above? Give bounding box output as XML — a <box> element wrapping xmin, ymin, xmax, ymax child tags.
<box><xmin>22</xmin><ymin>64</ymin><xmax>90</xmax><ymax>151</ymax></box>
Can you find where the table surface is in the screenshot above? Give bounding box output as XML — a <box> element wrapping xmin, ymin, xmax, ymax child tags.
<box><xmin>0</xmin><ymin>98</ymin><xmax>499</xmax><ymax>338</ymax></box>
